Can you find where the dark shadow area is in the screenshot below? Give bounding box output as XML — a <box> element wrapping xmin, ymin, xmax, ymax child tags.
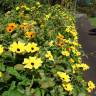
<box><xmin>88</xmin><ymin>29</ymin><xmax>96</xmax><ymax>35</ymax></box>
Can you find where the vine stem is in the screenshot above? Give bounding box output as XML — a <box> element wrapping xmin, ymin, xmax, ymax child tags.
<box><xmin>61</xmin><ymin>0</ymin><xmax>64</xmax><ymax>6</ymax></box>
<box><xmin>48</xmin><ymin>0</ymin><xmax>51</xmax><ymax>5</ymax></box>
<box><xmin>74</xmin><ymin>0</ymin><xmax>78</xmax><ymax>13</ymax></box>
<box><xmin>29</xmin><ymin>75</ymin><xmax>34</xmax><ymax>90</ymax></box>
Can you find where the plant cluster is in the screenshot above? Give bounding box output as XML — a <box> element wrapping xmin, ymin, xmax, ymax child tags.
<box><xmin>0</xmin><ymin>1</ymin><xmax>95</xmax><ymax>96</ymax></box>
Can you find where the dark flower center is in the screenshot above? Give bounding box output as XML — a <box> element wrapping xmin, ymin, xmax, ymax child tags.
<box><xmin>31</xmin><ymin>47</ymin><xmax>34</xmax><ymax>50</ymax></box>
<box><xmin>17</xmin><ymin>48</ymin><xmax>20</xmax><ymax>51</ymax></box>
<box><xmin>9</xmin><ymin>29</ymin><xmax>12</xmax><ymax>31</ymax></box>
<box><xmin>30</xmin><ymin>35</ymin><xmax>32</xmax><ymax>37</ymax></box>
<box><xmin>31</xmin><ymin>63</ymin><xmax>34</xmax><ymax>65</ymax></box>
<box><xmin>11</xmin><ymin>25</ymin><xmax>14</xmax><ymax>28</ymax></box>
<box><xmin>62</xmin><ymin>78</ymin><xmax>64</xmax><ymax>80</ymax></box>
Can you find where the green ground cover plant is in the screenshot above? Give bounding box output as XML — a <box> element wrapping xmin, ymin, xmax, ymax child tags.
<box><xmin>0</xmin><ymin>1</ymin><xmax>95</xmax><ymax>96</ymax></box>
<box><xmin>89</xmin><ymin>17</ymin><xmax>96</xmax><ymax>27</ymax></box>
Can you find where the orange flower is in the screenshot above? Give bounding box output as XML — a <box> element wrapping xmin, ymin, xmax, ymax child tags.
<box><xmin>25</xmin><ymin>32</ymin><xmax>36</xmax><ymax>38</ymax></box>
<box><xmin>56</xmin><ymin>33</ymin><xmax>65</xmax><ymax>47</ymax></box>
<box><xmin>66</xmin><ymin>48</ymin><xmax>71</xmax><ymax>51</ymax></box>
<box><xmin>56</xmin><ymin>40</ymin><xmax>65</xmax><ymax>47</ymax></box>
<box><xmin>6</xmin><ymin>23</ymin><xmax>17</xmax><ymax>33</ymax></box>
<box><xmin>56</xmin><ymin>33</ymin><xmax>64</xmax><ymax>40</ymax></box>
<box><xmin>20</xmin><ymin>23</ymin><xmax>29</xmax><ymax>31</ymax></box>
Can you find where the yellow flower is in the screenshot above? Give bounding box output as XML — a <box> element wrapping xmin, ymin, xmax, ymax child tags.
<box><xmin>61</xmin><ymin>51</ymin><xmax>70</xmax><ymax>57</ymax></box>
<box><xmin>80</xmin><ymin>63</ymin><xmax>90</xmax><ymax>71</ymax></box>
<box><xmin>48</xmin><ymin>40</ymin><xmax>54</xmax><ymax>47</ymax></box>
<box><xmin>70</xmin><ymin>46</ymin><xmax>76</xmax><ymax>50</ymax></box>
<box><xmin>62</xmin><ymin>83</ymin><xmax>73</xmax><ymax>92</ymax></box>
<box><xmin>65</xmin><ymin>25</ymin><xmax>77</xmax><ymax>38</ymax></box>
<box><xmin>72</xmin><ymin>63</ymin><xmax>89</xmax><ymax>73</ymax></box>
<box><xmin>25</xmin><ymin>42</ymin><xmax>39</xmax><ymax>53</ymax></box>
<box><xmin>9</xmin><ymin>41</ymin><xmax>25</xmax><ymax>54</ymax></box>
<box><xmin>45</xmin><ymin>51</ymin><xmax>54</xmax><ymax>61</ymax></box>
<box><xmin>75</xmin><ymin>51</ymin><xmax>81</xmax><ymax>56</ymax></box>
<box><xmin>57</xmin><ymin>72</ymin><xmax>70</xmax><ymax>82</ymax></box>
<box><xmin>87</xmin><ymin>81</ymin><xmax>95</xmax><ymax>92</ymax></box>
<box><xmin>69</xmin><ymin>58</ymin><xmax>74</xmax><ymax>63</ymax></box>
<box><xmin>23</xmin><ymin>56</ymin><xmax>42</xmax><ymax>69</ymax></box>
<box><xmin>56</xmin><ymin>33</ymin><xmax>64</xmax><ymax>40</ymax></box>
<box><xmin>74</xmin><ymin>36</ymin><xmax>78</xmax><ymax>40</ymax></box>
<box><xmin>72</xmin><ymin>41</ymin><xmax>79</xmax><ymax>46</ymax></box>
<box><xmin>0</xmin><ymin>72</ymin><xmax>3</xmax><ymax>77</ymax></box>
<box><xmin>70</xmin><ymin>31</ymin><xmax>77</xmax><ymax>37</ymax></box>
<box><xmin>16</xmin><ymin>6</ymin><xmax>20</xmax><ymax>11</ymax></box>
<box><xmin>65</xmin><ymin>26</ymin><xmax>71</xmax><ymax>32</ymax></box>
<box><xmin>20</xmin><ymin>23</ymin><xmax>29</xmax><ymax>31</ymax></box>
<box><xmin>56</xmin><ymin>33</ymin><xmax>65</xmax><ymax>47</ymax></box>
<box><xmin>0</xmin><ymin>45</ymin><xmax>4</xmax><ymax>55</ymax></box>
<box><xmin>64</xmin><ymin>39</ymin><xmax>70</xmax><ymax>44</ymax></box>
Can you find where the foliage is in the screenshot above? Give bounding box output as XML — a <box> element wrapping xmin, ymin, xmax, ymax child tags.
<box><xmin>89</xmin><ymin>17</ymin><xmax>96</xmax><ymax>26</ymax></box>
<box><xmin>0</xmin><ymin>1</ymin><xmax>95</xmax><ymax>96</ymax></box>
<box><xmin>77</xmin><ymin>0</ymin><xmax>96</xmax><ymax>17</ymax></box>
<box><xmin>0</xmin><ymin>0</ymin><xmax>76</xmax><ymax>13</ymax></box>
<box><xmin>0</xmin><ymin>0</ymin><xmax>19</xmax><ymax>13</ymax></box>
<box><xmin>0</xmin><ymin>0</ymin><xmax>38</xmax><ymax>13</ymax></box>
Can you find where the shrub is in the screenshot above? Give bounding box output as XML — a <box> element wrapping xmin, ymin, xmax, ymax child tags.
<box><xmin>0</xmin><ymin>1</ymin><xmax>95</xmax><ymax>96</ymax></box>
<box><xmin>77</xmin><ymin>0</ymin><xmax>96</xmax><ymax>17</ymax></box>
<box><xmin>0</xmin><ymin>0</ymin><xmax>19</xmax><ymax>13</ymax></box>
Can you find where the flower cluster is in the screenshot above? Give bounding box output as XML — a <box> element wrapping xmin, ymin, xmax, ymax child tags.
<box><xmin>9</xmin><ymin>41</ymin><xmax>39</xmax><ymax>54</ymax></box>
<box><xmin>87</xmin><ymin>81</ymin><xmax>95</xmax><ymax>92</ymax></box>
<box><xmin>57</xmin><ymin>72</ymin><xmax>73</xmax><ymax>92</ymax></box>
<box><xmin>0</xmin><ymin>2</ymin><xmax>95</xmax><ymax>96</ymax></box>
<box><xmin>6</xmin><ymin>23</ymin><xmax>17</xmax><ymax>33</ymax></box>
<box><xmin>6</xmin><ymin>22</ymin><xmax>36</xmax><ymax>40</ymax></box>
<box><xmin>45</xmin><ymin>51</ymin><xmax>54</xmax><ymax>61</ymax></box>
<box><xmin>9</xmin><ymin>41</ymin><xmax>41</xmax><ymax>69</ymax></box>
<box><xmin>65</xmin><ymin>25</ymin><xmax>78</xmax><ymax>40</ymax></box>
<box><xmin>72</xmin><ymin>63</ymin><xmax>90</xmax><ymax>73</ymax></box>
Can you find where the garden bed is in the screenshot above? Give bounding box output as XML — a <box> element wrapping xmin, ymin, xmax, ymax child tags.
<box><xmin>0</xmin><ymin>1</ymin><xmax>95</xmax><ymax>96</ymax></box>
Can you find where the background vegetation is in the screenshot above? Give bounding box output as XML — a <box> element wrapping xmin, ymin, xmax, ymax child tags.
<box><xmin>77</xmin><ymin>0</ymin><xmax>96</xmax><ymax>17</ymax></box>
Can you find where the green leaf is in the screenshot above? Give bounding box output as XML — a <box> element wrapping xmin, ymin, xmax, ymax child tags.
<box><xmin>3</xmin><ymin>73</ymin><xmax>11</xmax><ymax>82</ymax></box>
<box><xmin>39</xmin><ymin>78</ymin><xmax>55</xmax><ymax>89</ymax></box>
<box><xmin>6</xmin><ymin>67</ymin><xmax>21</xmax><ymax>80</ymax></box>
<box><xmin>9</xmin><ymin>81</ymin><xmax>16</xmax><ymax>90</ymax></box>
<box><xmin>0</xmin><ymin>63</ymin><xmax>5</xmax><ymax>71</ymax></box>
<box><xmin>2</xmin><ymin>88</ymin><xmax>24</xmax><ymax>96</ymax></box>
<box><xmin>2</xmin><ymin>81</ymin><xmax>24</xmax><ymax>96</ymax></box>
<box><xmin>14</xmin><ymin>64</ymin><xmax>25</xmax><ymax>71</ymax></box>
<box><xmin>18</xmin><ymin>78</ymin><xmax>30</xmax><ymax>86</ymax></box>
<box><xmin>34</xmin><ymin>88</ymin><xmax>41</xmax><ymax>96</ymax></box>
<box><xmin>78</xmin><ymin>93</ymin><xmax>87</xmax><ymax>96</ymax></box>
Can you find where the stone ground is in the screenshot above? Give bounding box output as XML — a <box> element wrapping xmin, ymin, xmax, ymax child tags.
<box><xmin>76</xmin><ymin>14</ymin><xmax>96</xmax><ymax>95</ymax></box>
